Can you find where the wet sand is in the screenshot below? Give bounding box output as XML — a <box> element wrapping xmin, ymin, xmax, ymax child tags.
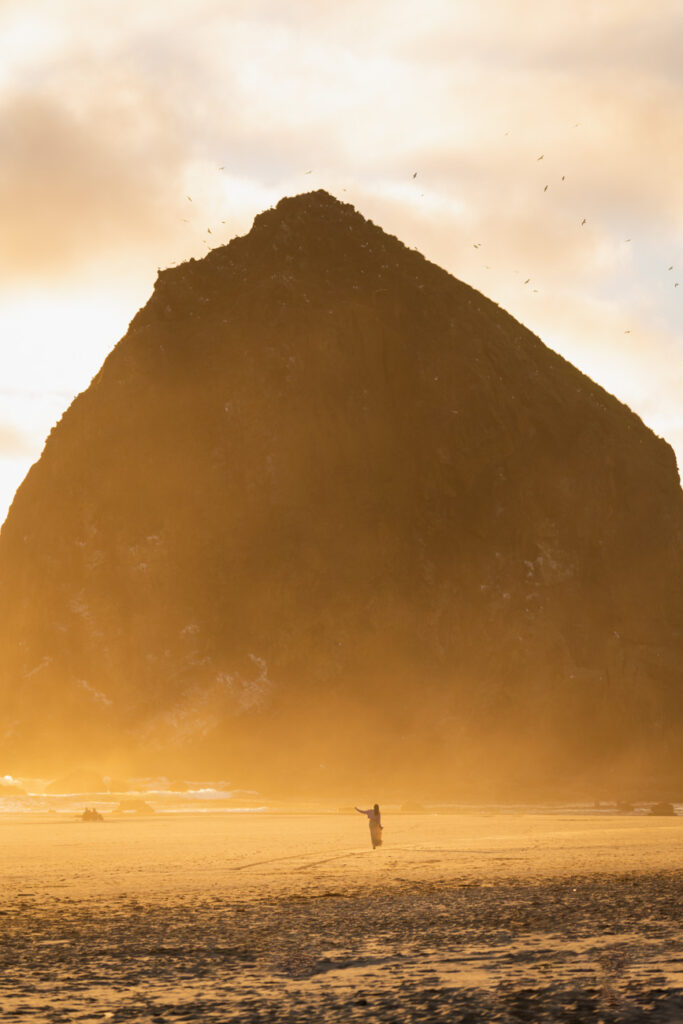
<box><xmin>1</xmin><ymin>812</ymin><xmax>681</xmax><ymax>1021</ymax></box>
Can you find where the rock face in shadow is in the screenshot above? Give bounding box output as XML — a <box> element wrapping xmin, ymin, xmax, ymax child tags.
<box><xmin>0</xmin><ymin>191</ymin><xmax>681</xmax><ymax>797</ymax></box>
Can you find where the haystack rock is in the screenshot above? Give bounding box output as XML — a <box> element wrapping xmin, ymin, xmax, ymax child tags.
<box><xmin>0</xmin><ymin>191</ymin><xmax>681</xmax><ymax>798</ymax></box>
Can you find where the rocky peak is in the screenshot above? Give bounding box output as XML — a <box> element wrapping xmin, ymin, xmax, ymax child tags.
<box><xmin>0</xmin><ymin>192</ymin><xmax>680</xmax><ymax>799</ymax></box>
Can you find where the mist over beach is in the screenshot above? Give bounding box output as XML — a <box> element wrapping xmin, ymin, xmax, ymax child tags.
<box><xmin>1</xmin><ymin>1</ymin><xmax>682</xmax><ymax>1021</ymax></box>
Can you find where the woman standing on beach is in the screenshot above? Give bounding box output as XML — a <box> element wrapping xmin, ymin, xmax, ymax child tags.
<box><xmin>355</xmin><ymin>803</ymin><xmax>383</xmax><ymax>848</ymax></box>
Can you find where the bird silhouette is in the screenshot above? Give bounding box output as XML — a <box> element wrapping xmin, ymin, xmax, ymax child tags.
<box><xmin>207</xmin><ymin>228</ymin><xmax>212</xmax><ymax>234</ymax></box>
<box><xmin>524</xmin><ymin>278</ymin><xmax>530</xmax><ymax>284</ymax></box>
<box><xmin>581</xmin><ymin>218</ymin><xmax>586</xmax><ymax>226</ymax></box>
<box><xmin>412</xmin><ymin>171</ymin><xmax>418</xmax><ymax>178</ymax></box>
<box><xmin>624</xmin><ymin>330</ymin><xmax>631</xmax><ymax>334</ymax></box>
<box><xmin>544</xmin><ymin>185</ymin><xmax>548</xmax><ymax>192</ymax></box>
<box><xmin>305</xmin><ymin>170</ymin><xmax>312</xmax><ymax>174</ymax></box>
<box><xmin>537</xmin><ymin>155</ymin><xmax>544</xmax><ymax>160</ymax></box>
<box><xmin>186</xmin><ymin>196</ymin><xmax>192</xmax><ymax>201</ymax></box>
<box><xmin>668</xmin><ymin>266</ymin><xmax>673</xmax><ymax>270</ymax></box>
<box><xmin>675</xmin><ymin>283</ymin><xmax>679</xmax><ymax>288</ymax></box>
<box><xmin>625</xmin><ymin>238</ymin><xmax>631</xmax><ymax>242</ymax></box>
<box><xmin>561</xmin><ymin>175</ymin><xmax>566</xmax><ymax>180</ymax></box>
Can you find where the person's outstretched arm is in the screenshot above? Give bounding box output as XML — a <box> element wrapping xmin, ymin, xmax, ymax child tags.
<box><xmin>355</xmin><ymin>806</ymin><xmax>370</xmax><ymax>816</ymax></box>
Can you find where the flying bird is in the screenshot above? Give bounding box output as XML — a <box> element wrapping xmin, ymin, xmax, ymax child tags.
<box><xmin>676</xmin><ymin>283</ymin><xmax>680</xmax><ymax>288</ymax></box>
<box><xmin>207</xmin><ymin>228</ymin><xmax>212</xmax><ymax>234</ymax></box>
<box><xmin>625</xmin><ymin>238</ymin><xmax>631</xmax><ymax>242</ymax></box>
<box><xmin>668</xmin><ymin>265</ymin><xmax>673</xmax><ymax>270</ymax></box>
<box><xmin>561</xmin><ymin>175</ymin><xmax>566</xmax><ymax>180</ymax></box>
<box><xmin>624</xmin><ymin>330</ymin><xmax>631</xmax><ymax>334</ymax></box>
<box><xmin>537</xmin><ymin>154</ymin><xmax>544</xmax><ymax>160</ymax></box>
<box><xmin>473</xmin><ymin>243</ymin><xmax>481</xmax><ymax>248</ymax></box>
<box><xmin>524</xmin><ymin>278</ymin><xmax>530</xmax><ymax>284</ymax></box>
<box><xmin>544</xmin><ymin>185</ymin><xmax>548</xmax><ymax>192</ymax></box>
<box><xmin>218</xmin><ymin>166</ymin><xmax>224</xmax><ymax>170</ymax></box>
<box><xmin>412</xmin><ymin>171</ymin><xmax>418</xmax><ymax>178</ymax></box>
<box><xmin>305</xmin><ymin>170</ymin><xmax>312</xmax><ymax>174</ymax></box>
<box><xmin>581</xmin><ymin>218</ymin><xmax>586</xmax><ymax>226</ymax></box>
<box><xmin>186</xmin><ymin>196</ymin><xmax>192</xmax><ymax>201</ymax></box>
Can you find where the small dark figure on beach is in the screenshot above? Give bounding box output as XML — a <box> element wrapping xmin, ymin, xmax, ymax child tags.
<box><xmin>81</xmin><ymin>807</ymin><xmax>103</xmax><ymax>822</ymax></box>
<box><xmin>356</xmin><ymin>803</ymin><xmax>383</xmax><ymax>848</ymax></box>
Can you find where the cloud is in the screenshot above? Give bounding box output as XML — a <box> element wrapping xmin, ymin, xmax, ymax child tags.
<box><xmin>0</xmin><ymin>422</ymin><xmax>32</xmax><ymax>456</ymax></box>
<box><xmin>0</xmin><ymin>0</ymin><xmax>679</xmax><ymax>490</ymax></box>
<box><xmin>0</xmin><ymin>82</ymin><xmax>188</xmax><ymax>281</ymax></box>
<box><xmin>3</xmin><ymin>0</ymin><xmax>681</xmax><ymax>285</ymax></box>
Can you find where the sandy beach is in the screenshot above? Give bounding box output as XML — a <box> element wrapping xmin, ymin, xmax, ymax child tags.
<box><xmin>1</xmin><ymin>811</ymin><xmax>681</xmax><ymax>1022</ymax></box>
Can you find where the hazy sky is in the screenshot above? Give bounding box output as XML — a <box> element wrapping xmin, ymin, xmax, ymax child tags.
<box><xmin>1</xmin><ymin>0</ymin><xmax>682</xmax><ymax>521</ymax></box>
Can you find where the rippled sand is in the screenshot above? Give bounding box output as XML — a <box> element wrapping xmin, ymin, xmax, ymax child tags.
<box><xmin>1</xmin><ymin>812</ymin><xmax>681</xmax><ymax>1021</ymax></box>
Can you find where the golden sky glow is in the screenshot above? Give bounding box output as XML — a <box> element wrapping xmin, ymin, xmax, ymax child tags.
<box><xmin>1</xmin><ymin>0</ymin><xmax>682</xmax><ymax>520</ymax></box>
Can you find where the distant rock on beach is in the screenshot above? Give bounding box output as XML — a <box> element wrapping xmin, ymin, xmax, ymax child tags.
<box><xmin>0</xmin><ymin>190</ymin><xmax>680</xmax><ymax>798</ymax></box>
<box><xmin>649</xmin><ymin>802</ymin><xmax>677</xmax><ymax>816</ymax></box>
<box><xmin>114</xmin><ymin>799</ymin><xmax>155</xmax><ymax>815</ymax></box>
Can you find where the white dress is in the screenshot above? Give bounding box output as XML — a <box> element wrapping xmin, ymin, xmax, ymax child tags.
<box><xmin>356</xmin><ymin>807</ymin><xmax>383</xmax><ymax>848</ymax></box>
